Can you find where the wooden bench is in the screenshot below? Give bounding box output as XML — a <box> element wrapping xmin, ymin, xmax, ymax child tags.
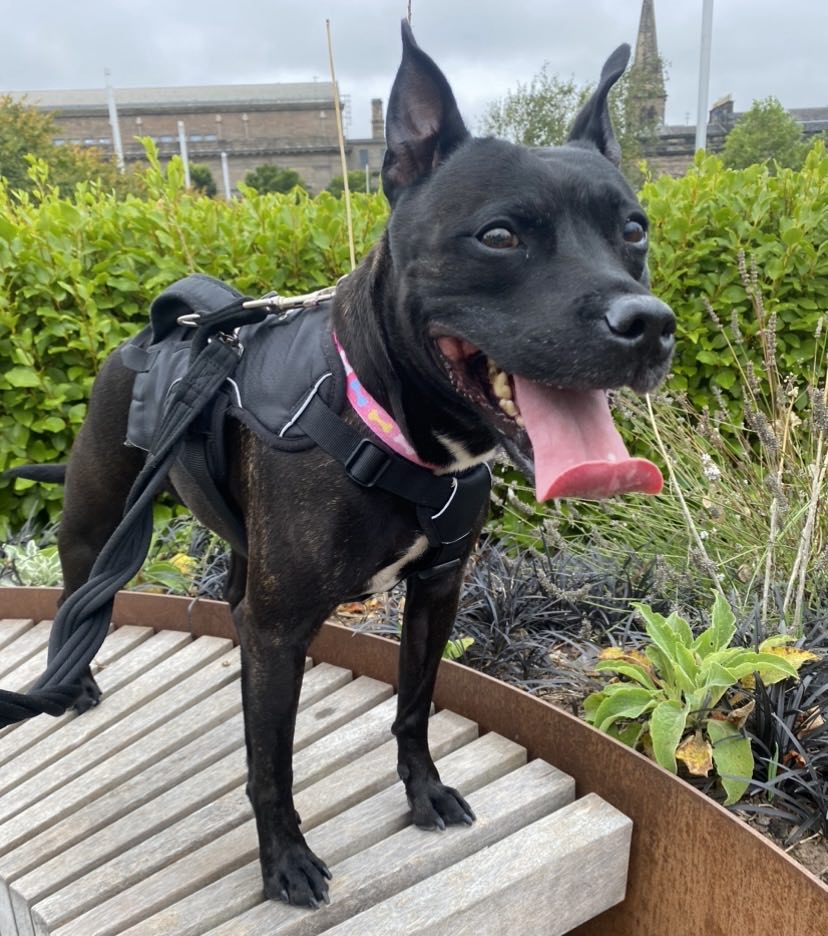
<box><xmin>0</xmin><ymin>617</ymin><xmax>631</xmax><ymax>935</ymax></box>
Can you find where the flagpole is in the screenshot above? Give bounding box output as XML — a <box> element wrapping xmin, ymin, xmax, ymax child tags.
<box><xmin>694</xmin><ymin>0</ymin><xmax>714</xmax><ymax>152</ymax></box>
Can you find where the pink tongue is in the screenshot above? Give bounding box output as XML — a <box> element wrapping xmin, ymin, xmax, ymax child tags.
<box><xmin>512</xmin><ymin>377</ymin><xmax>663</xmax><ymax>501</ymax></box>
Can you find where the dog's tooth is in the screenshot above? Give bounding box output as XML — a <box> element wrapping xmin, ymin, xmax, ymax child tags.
<box><xmin>492</xmin><ymin>370</ymin><xmax>512</xmax><ymax>401</ymax></box>
<box><xmin>516</xmin><ymin>415</ymin><xmax>525</xmax><ymax>428</ymax></box>
<box><xmin>499</xmin><ymin>399</ymin><xmax>518</xmax><ymax>418</ymax></box>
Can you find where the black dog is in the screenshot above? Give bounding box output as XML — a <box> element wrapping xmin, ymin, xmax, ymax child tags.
<box><xmin>15</xmin><ymin>23</ymin><xmax>674</xmax><ymax>907</ymax></box>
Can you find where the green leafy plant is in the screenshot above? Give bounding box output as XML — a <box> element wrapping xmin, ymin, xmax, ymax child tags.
<box><xmin>641</xmin><ymin>141</ymin><xmax>828</xmax><ymax>415</ymax></box>
<box><xmin>0</xmin><ymin>539</ymin><xmax>62</xmax><ymax>586</ymax></box>
<box><xmin>0</xmin><ymin>143</ymin><xmax>389</xmax><ymax>535</ymax></box>
<box><xmin>443</xmin><ymin>636</ymin><xmax>475</xmax><ymax>660</ymax></box>
<box><xmin>584</xmin><ymin>594</ymin><xmax>812</xmax><ymax>804</ymax></box>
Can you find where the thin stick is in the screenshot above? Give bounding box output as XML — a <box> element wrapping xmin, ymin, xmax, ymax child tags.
<box><xmin>326</xmin><ymin>19</ymin><xmax>356</xmax><ymax>272</ymax></box>
<box><xmin>645</xmin><ymin>394</ymin><xmax>726</xmax><ymax>599</ymax></box>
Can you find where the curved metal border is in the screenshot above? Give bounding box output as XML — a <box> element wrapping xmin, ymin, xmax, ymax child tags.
<box><xmin>1</xmin><ymin>586</ymin><xmax>825</xmax><ymax>934</ymax></box>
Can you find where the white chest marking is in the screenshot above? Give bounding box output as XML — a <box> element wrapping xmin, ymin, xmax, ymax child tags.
<box><xmin>365</xmin><ymin>534</ymin><xmax>430</xmax><ymax>594</ymax></box>
<box><xmin>434</xmin><ymin>433</ymin><xmax>497</xmax><ymax>474</ymax></box>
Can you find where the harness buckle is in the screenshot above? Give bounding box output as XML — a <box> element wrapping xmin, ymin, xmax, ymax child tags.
<box><xmin>345</xmin><ymin>439</ymin><xmax>391</xmax><ymax>487</ymax></box>
<box><xmin>208</xmin><ymin>331</ymin><xmax>244</xmax><ymax>355</ymax></box>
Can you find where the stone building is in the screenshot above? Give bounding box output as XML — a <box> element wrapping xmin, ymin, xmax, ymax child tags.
<box><xmin>12</xmin><ymin>82</ymin><xmax>387</xmax><ymax>194</ymax></box>
<box><xmin>634</xmin><ymin>0</ymin><xmax>827</xmax><ymax>176</ymax></box>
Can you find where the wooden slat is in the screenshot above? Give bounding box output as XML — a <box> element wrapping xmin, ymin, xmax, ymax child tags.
<box><xmin>28</xmin><ymin>670</ymin><xmax>401</xmax><ymax>934</ymax></box>
<box><xmin>0</xmin><ymin>621</ymin><xmax>51</xmax><ymax>679</ymax></box>
<box><xmin>0</xmin><ymin>625</ymin><xmax>152</xmax><ymax>696</ymax></box>
<box><xmin>46</xmin><ymin>710</ymin><xmax>476</xmax><ymax>936</ymax></box>
<box><xmin>0</xmin><ymin>629</ymin><xmax>192</xmax><ymax>769</ymax></box>
<box><xmin>5</xmin><ymin>662</ymin><xmax>353</xmax><ymax>928</ymax></box>
<box><xmin>325</xmin><ymin>793</ymin><xmax>632</xmax><ymax>936</ymax></box>
<box><xmin>139</xmin><ymin>731</ymin><xmax>530</xmax><ymax>936</ymax></box>
<box><xmin>204</xmin><ymin>758</ymin><xmax>574</xmax><ymax>936</ymax></box>
<box><xmin>0</xmin><ymin>611</ymin><xmax>634</xmax><ymax>936</ymax></box>
<box><xmin>1</xmin><ymin>673</ymin><xmax>242</xmax><ymax>883</ymax></box>
<box><xmin>0</xmin><ymin>619</ymin><xmax>35</xmax><ymax>650</ymax></box>
<box><xmin>0</xmin><ymin>635</ymin><xmax>232</xmax><ymax>837</ymax></box>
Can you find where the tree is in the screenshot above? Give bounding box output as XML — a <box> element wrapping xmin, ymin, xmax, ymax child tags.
<box><xmin>243</xmin><ymin>163</ymin><xmax>306</xmax><ymax>194</ymax></box>
<box><xmin>479</xmin><ymin>59</ymin><xmax>666</xmax><ymax>187</ymax></box>
<box><xmin>721</xmin><ymin>97</ymin><xmax>808</xmax><ymax>172</ymax></box>
<box><xmin>189</xmin><ymin>162</ymin><xmax>217</xmax><ymax>196</ymax></box>
<box><xmin>0</xmin><ymin>95</ymin><xmax>145</xmax><ymax>197</ymax></box>
<box><xmin>0</xmin><ymin>95</ymin><xmax>56</xmax><ymax>192</ymax></box>
<box><xmin>326</xmin><ymin>169</ymin><xmax>376</xmax><ymax>196</ymax></box>
<box><xmin>480</xmin><ymin>67</ymin><xmax>589</xmax><ymax>148</ymax></box>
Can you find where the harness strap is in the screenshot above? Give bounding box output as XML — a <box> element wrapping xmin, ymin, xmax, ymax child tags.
<box><xmin>296</xmin><ymin>392</ymin><xmax>491</xmax><ymax>577</ymax></box>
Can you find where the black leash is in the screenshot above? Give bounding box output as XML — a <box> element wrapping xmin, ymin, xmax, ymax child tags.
<box><xmin>0</xmin><ymin>317</ymin><xmax>246</xmax><ymax>727</ymax></box>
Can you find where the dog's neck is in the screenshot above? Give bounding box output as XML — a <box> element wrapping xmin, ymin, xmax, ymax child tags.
<box><xmin>333</xmin><ymin>332</ymin><xmax>435</xmax><ymax>468</ymax></box>
<box><xmin>332</xmin><ymin>250</ymin><xmax>498</xmax><ymax>473</ymax></box>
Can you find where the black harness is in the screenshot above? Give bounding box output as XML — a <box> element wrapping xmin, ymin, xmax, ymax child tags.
<box><xmin>123</xmin><ymin>273</ymin><xmax>491</xmax><ymax>576</ymax></box>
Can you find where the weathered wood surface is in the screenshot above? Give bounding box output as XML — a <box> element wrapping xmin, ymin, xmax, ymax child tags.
<box><xmin>0</xmin><ymin>617</ymin><xmax>631</xmax><ymax>936</ymax></box>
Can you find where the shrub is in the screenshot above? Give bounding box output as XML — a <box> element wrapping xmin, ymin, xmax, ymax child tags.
<box><xmin>0</xmin><ymin>145</ymin><xmax>388</xmax><ymax>534</ymax></box>
<box><xmin>641</xmin><ymin>141</ymin><xmax>828</xmax><ymax>415</ymax></box>
<box><xmin>584</xmin><ymin>594</ymin><xmax>810</xmax><ymax>805</ymax></box>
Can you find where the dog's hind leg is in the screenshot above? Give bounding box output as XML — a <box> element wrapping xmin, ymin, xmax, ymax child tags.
<box><xmin>393</xmin><ymin>567</ymin><xmax>476</xmax><ymax>829</ymax></box>
<box><xmin>57</xmin><ymin>351</ymin><xmax>145</xmax><ymax>710</ymax></box>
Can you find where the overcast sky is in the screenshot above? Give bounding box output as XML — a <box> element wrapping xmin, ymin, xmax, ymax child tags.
<box><xmin>1</xmin><ymin>1</ymin><xmax>825</xmax><ymax>138</ymax></box>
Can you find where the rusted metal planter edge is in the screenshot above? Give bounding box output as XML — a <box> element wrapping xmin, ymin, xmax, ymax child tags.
<box><xmin>2</xmin><ymin>586</ymin><xmax>825</xmax><ymax>935</ymax></box>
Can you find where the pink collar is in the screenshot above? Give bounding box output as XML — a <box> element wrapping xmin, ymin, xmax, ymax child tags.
<box><xmin>333</xmin><ymin>333</ymin><xmax>433</xmax><ymax>468</ymax></box>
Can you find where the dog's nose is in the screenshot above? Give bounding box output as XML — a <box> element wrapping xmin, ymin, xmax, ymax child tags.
<box><xmin>604</xmin><ymin>295</ymin><xmax>675</xmax><ymax>357</ymax></box>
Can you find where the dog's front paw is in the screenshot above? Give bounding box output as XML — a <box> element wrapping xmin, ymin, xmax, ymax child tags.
<box><xmin>263</xmin><ymin>841</ymin><xmax>332</xmax><ymax>909</ymax></box>
<box><xmin>406</xmin><ymin>777</ymin><xmax>476</xmax><ymax>831</ymax></box>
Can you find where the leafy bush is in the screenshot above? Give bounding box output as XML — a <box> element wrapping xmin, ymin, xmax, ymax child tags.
<box><xmin>641</xmin><ymin>141</ymin><xmax>828</xmax><ymax>414</ymax></box>
<box><xmin>243</xmin><ymin>163</ymin><xmax>306</xmax><ymax>195</ymax></box>
<box><xmin>0</xmin><ymin>145</ymin><xmax>388</xmax><ymax>535</ymax></box>
<box><xmin>584</xmin><ymin>594</ymin><xmax>811</xmax><ymax>804</ymax></box>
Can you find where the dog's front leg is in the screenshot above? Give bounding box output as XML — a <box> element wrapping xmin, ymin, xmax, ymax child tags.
<box><xmin>393</xmin><ymin>568</ymin><xmax>476</xmax><ymax>830</ymax></box>
<box><xmin>234</xmin><ymin>595</ymin><xmax>332</xmax><ymax>907</ymax></box>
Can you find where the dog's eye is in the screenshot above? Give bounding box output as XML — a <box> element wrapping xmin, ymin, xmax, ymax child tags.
<box><xmin>623</xmin><ymin>219</ymin><xmax>647</xmax><ymax>246</ymax></box>
<box><xmin>478</xmin><ymin>227</ymin><xmax>521</xmax><ymax>250</ymax></box>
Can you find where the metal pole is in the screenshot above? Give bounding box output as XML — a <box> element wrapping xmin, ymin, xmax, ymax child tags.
<box><xmin>104</xmin><ymin>68</ymin><xmax>125</xmax><ymax>173</ymax></box>
<box><xmin>695</xmin><ymin>0</ymin><xmax>714</xmax><ymax>152</ymax></box>
<box><xmin>221</xmin><ymin>152</ymin><xmax>232</xmax><ymax>199</ymax></box>
<box><xmin>177</xmin><ymin>120</ymin><xmax>191</xmax><ymax>188</ymax></box>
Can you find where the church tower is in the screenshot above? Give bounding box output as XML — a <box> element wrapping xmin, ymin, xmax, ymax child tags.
<box><xmin>631</xmin><ymin>0</ymin><xmax>667</xmax><ymax>127</ymax></box>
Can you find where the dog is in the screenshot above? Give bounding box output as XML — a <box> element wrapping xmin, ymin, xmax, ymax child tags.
<box><xmin>9</xmin><ymin>22</ymin><xmax>674</xmax><ymax>908</ymax></box>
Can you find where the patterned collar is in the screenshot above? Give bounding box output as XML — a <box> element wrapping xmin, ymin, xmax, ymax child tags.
<box><xmin>333</xmin><ymin>333</ymin><xmax>434</xmax><ymax>469</ymax></box>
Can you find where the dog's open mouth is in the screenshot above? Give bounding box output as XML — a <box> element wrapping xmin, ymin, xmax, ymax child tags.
<box><xmin>435</xmin><ymin>335</ymin><xmax>663</xmax><ymax>501</ymax></box>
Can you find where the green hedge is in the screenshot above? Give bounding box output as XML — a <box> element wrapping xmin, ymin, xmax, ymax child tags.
<box><xmin>641</xmin><ymin>142</ymin><xmax>828</xmax><ymax>411</ymax></box>
<box><xmin>0</xmin><ymin>150</ymin><xmax>388</xmax><ymax>534</ymax></box>
<box><xmin>4</xmin><ymin>142</ymin><xmax>828</xmax><ymax>534</ymax></box>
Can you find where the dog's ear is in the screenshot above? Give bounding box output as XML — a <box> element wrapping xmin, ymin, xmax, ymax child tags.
<box><xmin>381</xmin><ymin>19</ymin><xmax>470</xmax><ymax>204</ymax></box>
<box><xmin>567</xmin><ymin>43</ymin><xmax>630</xmax><ymax>167</ymax></box>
